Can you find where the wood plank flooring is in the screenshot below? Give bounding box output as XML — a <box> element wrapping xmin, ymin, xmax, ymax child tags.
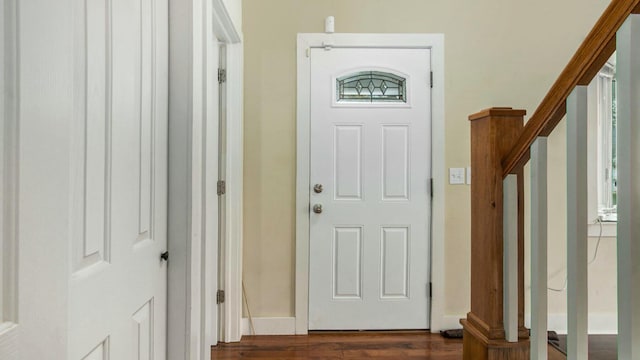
<box><xmin>211</xmin><ymin>331</ymin><xmax>620</xmax><ymax>359</ymax></box>
<box><xmin>549</xmin><ymin>345</ymin><xmax>567</xmax><ymax>360</ymax></box>
<box><xmin>210</xmin><ymin>331</ymin><xmax>563</xmax><ymax>359</ymax></box>
<box><xmin>554</xmin><ymin>335</ymin><xmax>617</xmax><ymax>360</ymax></box>
<box><xmin>211</xmin><ymin>331</ymin><xmax>463</xmax><ymax>360</ymax></box>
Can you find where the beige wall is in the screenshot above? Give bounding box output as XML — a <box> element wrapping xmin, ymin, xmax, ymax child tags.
<box><xmin>242</xmin><ymin>0</ymin><xmax>611</xmax><ymax>321</ymax></box>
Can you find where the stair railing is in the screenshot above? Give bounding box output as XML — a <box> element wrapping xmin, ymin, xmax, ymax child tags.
<box><xmin>463</xmin><ymin>0</ymin><xmax>640</xmax><ymax>359</ymax></box>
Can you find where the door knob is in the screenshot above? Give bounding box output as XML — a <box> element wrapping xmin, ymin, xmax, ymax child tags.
<box><xmin>313</xmin><ymin>184</ymin><xmax>323</xmax><ymax>193</ymax></box>
<box><xmin>312</xmin><ymin>204</ymin><xmax>323</xmax><ymax>214</ymax></box>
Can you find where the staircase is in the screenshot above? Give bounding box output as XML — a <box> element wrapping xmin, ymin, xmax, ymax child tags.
<box><xmin>462</xmin><ymin>0</ymin><xmax>640</xmax><ymax>359</ymax></box>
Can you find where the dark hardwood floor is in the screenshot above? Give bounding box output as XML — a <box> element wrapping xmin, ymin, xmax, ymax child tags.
<box><xmin>553</xmin><ymin>335</ymin><xmax>617</xmax><ymax>360</ymax></box>
<box><xmin>211</xmin><ymin>331</ymin><xmax>463</xmax><ymax>360</ymax></box>
<box><xmin>211</xmin><ymin>331</ymin><xmax>617</xmax><ymax>359</ymax></box>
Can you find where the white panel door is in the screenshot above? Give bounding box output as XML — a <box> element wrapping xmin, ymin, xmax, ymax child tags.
<box><xmin>309</xmin><ymin>48</ymin><xmax>431</xmax><ymax>330</ymax></box>
<box><xmin>68</xmin><ymin>0</ymin><xmax>168</xmax><ymax>358</ymax></box>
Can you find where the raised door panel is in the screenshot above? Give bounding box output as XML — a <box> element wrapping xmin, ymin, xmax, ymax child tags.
<box><xmin>333</xmin><ymin>227</ymin><xmax>363</xmax><ymax>299</ymax></box>
<box><xmin>69</xmin><ymin>3</ymin><xmax>114</xmax><ymax>355</ymax></box>
<box><xmin>71</xmin><ymin>0</ymin><xmax>112</xmax><ymax>274</ymax></box>
<box><xmin>333</xmin><ymin>125</ymin><xmax>363</xmax><ymax>200</ymax></box>
<box><xmin>132</xmin><ymin>299</ymin><xmax>153</xmax><ymax>360</ymax></box>
<box><xmin>381</xmin><ymin>125</ymin><xmax>409</xmax><ymax>201</ymax></box>
<box><xmin>380</xmin><ymin>227</ymin><xmax>409</xmax><ymax>299</ymax></box>
<box><xmin>82</xmin><ymin>339</ymin><xmax>109</xmax><ymax>360</ymax></box>
<box><xmin>0</xmin><ymin>329</ymin><xmax>18</xmax><ymax>359</ymax></box>
<box><xmin>136</xmin><ymin>0</ymin><xmax>155</xmax><ymax>244</ymax></box>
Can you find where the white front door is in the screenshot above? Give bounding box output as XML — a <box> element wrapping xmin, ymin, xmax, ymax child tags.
<box><xmin>68</xmin><ymin>0</ymin><xmax>168</xmax><ymax>358</ymax></box>
<box><xmin>309</xmin><ymin>47</ymin><xmax>432</xmax><ymax>330</ymax></box>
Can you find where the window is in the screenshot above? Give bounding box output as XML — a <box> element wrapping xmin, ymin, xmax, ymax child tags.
<box><xmin>595</xmin><ymin>62</ymin><xmax>617</xmax><ymax>221</ymax></box>
<box><xmin>588</xmin><ymin>56</ymin><xmax>617</xmax><ymax>226</ymax></box>
<box><xmin>336</xmin><ymin>71</ymin><xmax>406</xmax><ymax>103</ymax></box>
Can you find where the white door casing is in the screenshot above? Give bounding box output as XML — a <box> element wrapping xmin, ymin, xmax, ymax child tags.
<box><xmin>219</xmin><ymin>40</ymin><xmax>244</xmax><ymax>343</ymax></box>
<box><xmin>69</xmin><ymin>0</ymin><xmax>169</xmax><ymax>358</ymax></box>
<box><xmin>212</xmin><ymin>2</ymin><xmax>244</xmax><ymax>344</ymax></box>
<box><xmin>167</xmin><ymin>0</ymin><xmax>219</xmax><ymax>357</ymax></box>
<box><xmin>308</xmin><ymin>47</ymin><xmax>431</xmax><ymax>330</ymax></box>
<box><xmin>168</xmin><ymin>0</ymin><xmax>243</xmax><ymax>355</ymax></box>
<box><xmin>217</xmin><ymin>43</ymin><xmax>228</xmax><ymax>340</ymax></box>
<box><xmin>296</xmin><ymin>33</ymin><xmax>445</xmax><ymax>334</ymax></box>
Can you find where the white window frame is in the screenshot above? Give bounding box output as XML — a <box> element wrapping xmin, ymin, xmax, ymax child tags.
<box><xmin>587</xmin><ymin>58</ymin><xmax>617</xmax><ymax>237</ymax></box>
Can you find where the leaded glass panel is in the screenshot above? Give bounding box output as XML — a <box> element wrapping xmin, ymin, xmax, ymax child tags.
<box><xmin>337</xmin><ymin>71</ymin><xmax>406</xmax><ymax>103</ymax></box>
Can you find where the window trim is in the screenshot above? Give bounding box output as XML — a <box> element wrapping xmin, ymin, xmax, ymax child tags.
<box><xmin>587</xmin><ymin>58</ymin><xmax>617</xmax><ymax>232</ymax></box>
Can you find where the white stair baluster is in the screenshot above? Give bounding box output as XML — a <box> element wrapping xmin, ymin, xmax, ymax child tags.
<box><xmin>530</xmin><ymin>137</ymin><xmax>548</xmax><ymax>360</ymax></box>
<box><xmin>503</xmin><ymin>174</ymin><xmax>518</xmax><ymax>343</ymax></box>
<box><xmin>566</xmin><ymin>85</ymin><xmax>589</xmax><ymax>360</ymax></box>
<box><xmin>616</xmin><ymin>14</ymin><xmax>640</xmax><ymax>360</ymax></box>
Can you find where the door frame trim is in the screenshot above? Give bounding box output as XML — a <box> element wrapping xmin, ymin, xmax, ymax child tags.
<box><xmin>295</xmin><ymin>33</ymin><xmax>445</xmax><ymax>334</ymax></box>
<box><xmin>218</xmin><ymin>38</ymin><xmax>244</xmax><ymax>344</ymax></box>
<box><xmin>168</xmin><ymin>1</ymin><xmax>243</xmax><ymax>358</ymax></box>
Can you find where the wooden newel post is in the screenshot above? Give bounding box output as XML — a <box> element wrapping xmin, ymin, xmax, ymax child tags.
<box><xmin>461</xmin><ymin>107</ymin><xmax>529</xmax><ymax>360</ymax></box>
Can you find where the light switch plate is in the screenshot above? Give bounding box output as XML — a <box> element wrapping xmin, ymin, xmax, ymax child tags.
<box><xmin>466</xmin><ymin>166</ymin><xmax>472</xmax><ymax>184</ymax></box>
<box><xmin>449</xmin><ymin>168</ymin><xmax>465</xmax><ymax>185</ymax></box>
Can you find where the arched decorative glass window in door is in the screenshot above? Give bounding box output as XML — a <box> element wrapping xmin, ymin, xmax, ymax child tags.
<box><xmin>336</xmin><ymin>71</ymin><xmax>406</xmax><ymax>103</ymax></box>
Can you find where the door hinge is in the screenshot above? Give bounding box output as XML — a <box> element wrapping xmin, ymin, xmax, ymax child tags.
<box><xmin>217</xmin><ymin>180</ymin><xmax>226</xmax><ymax>196</ymax></box>
<box><xmin>430</xmin><ymin>71</ymin><xmax>433</xmax><ymax>88</ymax></box>
<box><xmin>216</xmin><ymin>289</ymin><xmax>225</xmax><ymax>304</ymax></box>
<box><xmin>218</xmin><ymin>68</ymin><xmax>227</xmax><ymax>84</ymax></box>
<box><xmin>429</xmin><ymin>282</ymin><xmax>432</xmax><ymax>298</ymax></box>
<box><xmin>429</xmin><ymin>178</ymin><xmax>433</xmax><ymax>198</ymax></box>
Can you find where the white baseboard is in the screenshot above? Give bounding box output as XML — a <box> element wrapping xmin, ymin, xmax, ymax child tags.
<box><xmin>525</xmin><ymin>312</ymin><xmax>617</xmax><ymax>335</ymax></box>
<box><xmin>241</xmin><ymin>317</ymin><xmax>296</xmax><ymax>336</ymax></box>
<box><xmin>243</xmin><ymin>315</ymin><xmax>465</xmax><ymax>335</ymax></box>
